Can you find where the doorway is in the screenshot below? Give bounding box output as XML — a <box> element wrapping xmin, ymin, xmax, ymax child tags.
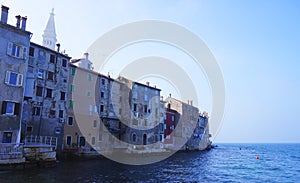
<box><xmin>143</xmin><ymin>134</ymin><xmax>147</xmax><ymax>145</ymax></box>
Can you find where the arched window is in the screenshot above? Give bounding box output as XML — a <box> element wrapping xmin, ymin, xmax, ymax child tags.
<box><xmin>132</xmin><ymin>133</ymin><xmax>137</xmax><ymax>142</ymax></box>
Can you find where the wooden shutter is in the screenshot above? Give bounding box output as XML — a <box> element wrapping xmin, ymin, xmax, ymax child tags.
<box><xmin>1</xmin><ymin>101</ymin><xmax>7</xmax><ymax>114</ymax></box>
<box><xmin>14</xmin><ymin>103</ymin><xmax>20</xmax><ymax>115</ymax></box>
<box><xmin>7</xmin><ymin>42</ymin><xmax>12</xmax><ymax>56</ymax></box>
<box><xmin>22</xmin><ymin>46</ymin><xmax>28</xmax><ymax>59</ymax></box>
<box><xmin>17</xmin><ymin>74</ymin><xmax>23</xmax><ymax>86</ymax></box>
<box><xmin>5</xmin><ymin>71</ymin><xmax>10</xmax><ymax>84</ymax></box>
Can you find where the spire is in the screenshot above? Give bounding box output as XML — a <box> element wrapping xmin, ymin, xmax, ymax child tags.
<box><xmin>42</xmin><ymin>8</ymin><xmax>57</xmax><ymax>50</ymax></box>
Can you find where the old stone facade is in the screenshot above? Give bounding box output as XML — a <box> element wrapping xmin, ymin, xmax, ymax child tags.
<box><xmin>21</xmin><ymin>42</ymin><xmax>71</xmax><ymax>150</ymax></box>
<box><xmin>117</xmin><ymin>77</ymin><xmax>161</xmax><ymax>146</ymax></box>
<box><xmin>0</xmin><ymin>5</ymin><xmax>31</xmax><ymax>143</ymax></box>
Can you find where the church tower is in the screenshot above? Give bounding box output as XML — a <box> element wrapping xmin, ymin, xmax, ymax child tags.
<box><xmin>42</xmin><ymin>8</ymin><xmax>57</xmax><ymax>50</ymax></box>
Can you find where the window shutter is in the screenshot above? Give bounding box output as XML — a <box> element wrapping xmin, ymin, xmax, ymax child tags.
<box><xmin>7</xmin><ymin>42</ymin><xmax>13</xmax><ymax>56</ymax></box>
<box><xmin>17</xmin><ymin>74</ymin><xmax>23</xmax><ymax>86</ymax></box>
<box><xmin>22</xmin><ymin>46</ymin><xmax>28</xmax><ymax>59</ymax></box>
<box><xmin>1</xmin><ymin>101</ymin><xmax>7</xmax><ymax>114</ymax></box>
<box><xmin>14</xmin><ymin>103</ymin><xmax>20</xmax><ymax>115</ymax></box>
<box><xmin>5</xmin><ymin>71</ymin><xmax>10</xmax><ymax>84</ymax></box>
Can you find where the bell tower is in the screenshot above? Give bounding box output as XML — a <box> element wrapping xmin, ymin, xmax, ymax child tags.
<box><xmin>42</xmin><ymin>8</ymin><xmax>57</xmax><ymax>50</ymax></box>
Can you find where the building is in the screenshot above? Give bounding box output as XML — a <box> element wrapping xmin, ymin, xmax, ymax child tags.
<box><xmin>163</xmin><ymin>107</ymin><xmax>178</xmax><ymax>145</ymax></box>
<box><xmin>0</xmin><ymin>5</ymin><xmax>31</xmax><ymax>143</ymax></box>
<box><xmin>63</xmin><ymin>54</ymin><xmax>100</xmax><ymax>152</ymax></box>
<box><xmin>21</xmin><ymin>9</ymin><xmax>71</xmax><ymax>150</ymax></box>
<box><xmin>164</xmin><ymin>97</ymin><xmax>199</xmax><ymax>150</ymax></box>
<box><xmin>117</xmin><ymin>77</ymin><xmax>161</xmax><ymax>146</ymax></box>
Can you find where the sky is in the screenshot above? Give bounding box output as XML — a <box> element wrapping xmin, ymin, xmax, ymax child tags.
<box><xmin>3</xmin><ymin>0</ymin><xmax>300</xmax><ymax>143</ymax></box>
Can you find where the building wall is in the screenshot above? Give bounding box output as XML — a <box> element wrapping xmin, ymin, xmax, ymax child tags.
<box><xmin>64</xmin><ymin>64</ymin><xmax>100</xmax><ymax>151</ymax></box>
<box><xmin>21</xmin><ymin>43</ymin><xmax>70</xmax><ymax>149</ymax></box>
<box><xmin>0</xmin><ymin>15</ymin><xmax>31</xmax><ymax>143</ymax></box>
<box><xmin>117</xmin><ymin>77</ymin><xmax>161</xmax><ymax>146</ymax></box>
<box><xmin>164</xmin><ymin>97</ymin><xmax>199</xmax><ymax>150</ymax></box>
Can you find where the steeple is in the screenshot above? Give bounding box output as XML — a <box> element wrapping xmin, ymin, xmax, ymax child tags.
<box><xmin>42</xmin><ymin>8</ymin><xmax>57</xmax><ymax>50</ymax></box>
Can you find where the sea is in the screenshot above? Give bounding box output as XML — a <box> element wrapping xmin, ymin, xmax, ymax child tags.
<box><xmin>0</xmin><ymin>143</ymin><xmax>299</xmax><ymax>183</ymax></box>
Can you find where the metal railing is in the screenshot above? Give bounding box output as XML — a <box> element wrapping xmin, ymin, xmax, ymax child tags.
<box><xmin>0</xmin><ymin>143</ymin><xmax>24</xmax><ymax>160</ymax></box>
<box><xmin>24</xmin><ymin>135</ymin><xmax>57</xmax><ymax>148</ymax></box>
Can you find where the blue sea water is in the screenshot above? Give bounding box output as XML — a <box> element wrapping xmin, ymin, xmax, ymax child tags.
<box><xmin>0</xmin><ymin>143</ymin><xmax>299</xmax><ymax>182</ymax></box>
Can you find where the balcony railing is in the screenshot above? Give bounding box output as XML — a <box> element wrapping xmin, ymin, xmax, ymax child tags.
<box><xmin>23</xmin><ymin>135</ymin><xmax>57</xmax><ymax>149</ymax></box>
<box><xmin>0</xmin><ymin>143</ymin><xmax>23</xmax><ymax>160</ymax></box>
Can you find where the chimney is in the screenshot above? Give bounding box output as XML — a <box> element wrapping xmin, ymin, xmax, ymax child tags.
<box><xmin>187</xmin><ymin>100</ymin><xmax>190</xmax><ymax>105</ymax></box>
<box><xmin>1</xmin><ymin>5</ymin><xmax>9</xmax><ymax>24</ymax></box>
<box><xmin>169</xmin><ymin>93</ymin><xmax>171</xmax><ymax>98</ymax></box>
<box><xmin>146</xmin><ymin>81</ymin><xmax>150</xmax><ymax>86</ymax></box>
<box><xmin>15</xmin><ymin>15</ymin><xmax>21</xmax><ymax>28</ymax></box>
<box><xmin>84</xmin><ymin>52</ymin><xmax>89</xmax><ymax>60</ymax></box>
<box><xmin>56</xmin><ymin>43</ymin><xmax>60</xmax><ymax>52</ymax></box>
<box><xmin>190</xmin><ymin>100</ymin><xmax>193</xmax><ymax>106</ymax></box>
<box><xmin>21</xmin><ymin>16</ymin><xmax>27</xmax><ymax>30</ymax></box>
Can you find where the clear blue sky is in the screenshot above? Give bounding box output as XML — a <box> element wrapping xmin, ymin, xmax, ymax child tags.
<box><xmin>3</xmin><ymin>0</ymin><xmax>300</xmax><ymax>143</ymax></box>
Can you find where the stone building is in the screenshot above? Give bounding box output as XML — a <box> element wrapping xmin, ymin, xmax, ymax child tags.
<box><xmin>21</xmin><ymin>42</ymin><xmax>70</xmax><ymax>149</ymax></box>
<box><xmin>0</xmin><ymin>5</ymin><xmax>31</xmax><ymax>143</ymax></box>
<box><xmin>63</xmin><ymin>54</ymin><xmax>100</xmax><ymax>152</ymax></box>
<box><xmin>117</xmin><ymin>77</ymin><xmax>161</xmax><ymax>146</ymax></box>
<box><xmin>21</xmin><ymin>9</ymin><xmax>71</xmax><ymax>150</ymax></box>
<box><xmin>164</xmin><ymin>97</ymin><xmax>199</xmax><ymax>150</ymax></box>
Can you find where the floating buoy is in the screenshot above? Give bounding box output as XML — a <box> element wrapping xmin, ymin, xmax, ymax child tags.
<box><xmin>256</xmin><ymin>155</ymin><xmax>259</xmax><ymax>160</ymax></box>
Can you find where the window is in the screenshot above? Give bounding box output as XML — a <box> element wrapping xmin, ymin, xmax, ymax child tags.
<box><xmin>37</xmin><ymin>69</ymin><xmax>44</xmax><ymax>79</ymax></box>
<box><xmin>71</xmin><ymin>67</ymin><xmax>76</xmax><ymax>76</ymax></box>
<box><xmin>69</xmin><ymin>100</ymin><xmax>74</xmax><ymax>109</ymax></box>
<box><xmin>5</xmin><ymin>71</ymin><xmax>23</xmax><ymax>86</ymax></box>
<box><xmin>172</xmin><ymin>116</ymin><xmax>175</xmax><ymax>121</ymax></box>
<box><xmin>70</xmin><ymin>84</ymin><xmax>74</xmax><ymax>93</ymax></box>
<box><xmin>133</xmin><ymin>104</ymin><xmax>137</xmax><ymax>112</ymax></box>
<box><xmin>36</xmin><ymin>86</ymin><xmax>43</xmax><ymax>97</ymax></box>
<box><xmin>59</xmin><ymin>110</ymin><xmax>64</xmax><ymax>118</ymax></box>
<box><xmin>46</xmin><ymin>88</ymin><xmax>52</xmax><ymax>98</ymax></box>
<box><xmin>62</xmin><ymin>59</ymin><xmax>67</xmax><ymax>67</ymax></box>
<box><xmin>33</xmin><ymin>107</ymin><xmax>41</xmax><ymax>116</ymax></box>
<box><xmin>68</xmin><ymin>116</ymin><xmax>73</xmax><ymax>126</ymax></box>
<box><xmin>50</xmin><ymin>54</ymin><xmax>55</xmax><ymax>63</ymax></box>
<box><xmin>89</xmin><ymin>105</ymin><xmax>93</xmax><ymax>116</ymax></box>
<box><xmin>94</xmin><ymin>105</ymin><xmax>98</xmax><ymax>113</ymax></box>
<box><xmin>1</xmin><ymin>101</ymin><xmax>20</xmax><ymax>115</ymax></box>
<box><xmin>47</xmin><ymin>71</ymin><xmax>54</xmax><ymax>80</ymax></box>
<box><xmin>100</xmin><ymin>92</ymin><xmax>104</xmax><ymax>98</ymax></box>
<box><xmin>29</xmin><ymin>47</ymin><xmax>34</xmax><ymax>57</ymax></box>
<box><xmin>101</xmin><ymin>79</ymin><xmax>105</xmax><ymax>85</ymax></box>
<box><xmin>27</xmin><ymin>126</ymin><xmax>33</xmax><ymax>132</ymax></box>
<box><xmin>91</xmin><ymin>137</ymin><xmax>96</xmax><ymax>145</ymax></box>
<box><xmin>93</xmin><ymin>120</ymin><xmax>97</xmax><ymax>128</ymax></box>
<box><xmin>66</xmin><ymin>135</ymin><xmax>72</xmax><ymax>146</ymax></box>
<box><xmin>50</xmin><ymin>110</ymin><xmax>56</xmax><ymax>116</ymax></box>
<box><xmin>7</xmin><ymin>42</ymin><xmax>27</xmax><ymax>59</ymax></box>
<box><xmin>60</xmin><ymin>92</ymin><xmax>66</xmax><ymax>100</ymax></box>
<box><xmin>88</xmin><ymin>74</ymin><xmax>92</xmax><ymax>81</ymax></box>
<box><xmin>87</xmin><ymin>91</ymin><xmax>91</xmax><ymax>97</ymax></box>
<box><xmin>87</xmin><ymin>63</ymin><xmax>91</xmax><ymax>70</ymax></box>
<box><xmin>144</xmin><ymin>94</ymin><xmax>148</xmax><ymax>101</ymax></box>
<box><xmin>100</xmin><ymin>105</ymin><xmax>104</xmax><ymax>112</ymax></box>
<box><xmin>164</xmin><ymin>114</ymin><xmax>167</xmax><ymax>120</ymax></box>
<box><xmin>119</xmin><ymin>108</ymin><xmax>122</xmax><ymax>115</ymax></box>
<box><xmin>144</xmin><ymin>105</ymin><xmax>147</xmax><ymax>113</ymax></box>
